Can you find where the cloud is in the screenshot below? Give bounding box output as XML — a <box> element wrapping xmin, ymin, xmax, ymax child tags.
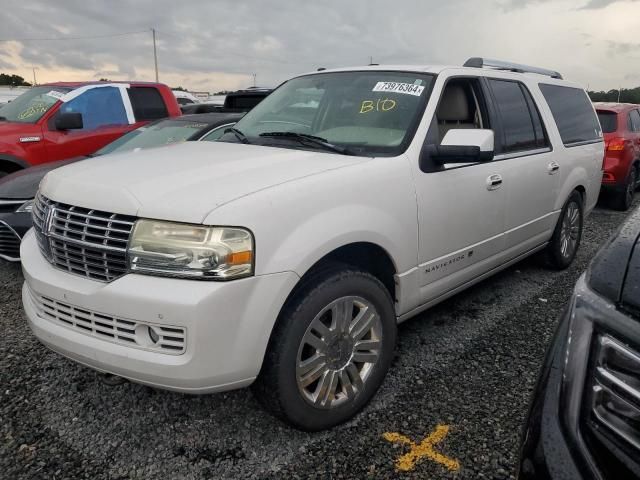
<box><xmin>500</xmin><ymin>0</ymin><xmax>638</xmax><ymax>10</ymax></box>
<box><xmin>0</xmin><ymin>0</ymin><xmax>638</xmax><ymax>91</ymax></box>
<box><xmin>581</xmin><ymin>0</ymin><xmax>639</xmax><ymax>8</ymax></box>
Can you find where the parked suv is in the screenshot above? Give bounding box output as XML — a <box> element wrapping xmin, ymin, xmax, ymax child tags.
<box><xmin>595</xmin><ymin>102</ymin><xmax>640</xmax><ymax>210</ymax></box>
<box><xmin>0</xmin><ymin>81</ymin><xmax>181</xmax><ymax>176</ymax></box>
<box><xmin>21</xmin><ymin>59</ymin><xmax>604</xmax><ymax>430</ymax></box>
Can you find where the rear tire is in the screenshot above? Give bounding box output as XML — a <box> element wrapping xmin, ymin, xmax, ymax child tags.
<box><xmin>252</xmin><ymin>265</ymin><xmax>397</xmax><ymax>431</ymax></box>
<box><xmin>545</xmin><ymin>191</ymin><xmax>583</xmax><ymax>270</ymax></box>
<box><xmin>612</xmin><ymin>167</ymin><xmax>637</xmax><ymax>211</ymax></box>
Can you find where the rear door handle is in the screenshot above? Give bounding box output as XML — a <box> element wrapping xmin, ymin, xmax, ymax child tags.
<box><xmin>486</xmin><ymin>174</ymin><xmax>503</xmax><ymax>191</ymax></box>
<box><xmin>548</xmin><ymin>161</ymin><xmax>560</xmax><ymax>174</ymax></box>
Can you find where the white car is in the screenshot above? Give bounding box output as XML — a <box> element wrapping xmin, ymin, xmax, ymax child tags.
<box><xmin>22</xmin><ymin>59</ymin><xmax>604</xmax><ymax>430</ymax></box>
<box><xmin>172</xmin><ymin>89</ymin><xmax>201</xmax><ymax>106</ymax></box>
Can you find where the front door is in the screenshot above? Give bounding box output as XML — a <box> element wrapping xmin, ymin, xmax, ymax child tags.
<box><xmin>414</xmin><ymin>77</ymin><xmax>507</xmax><ymax>303</ymax></box>
<box><xmin>42</xmin><ymin>86</ymin><xmax>137</xmax><ymax>161</ymax></box>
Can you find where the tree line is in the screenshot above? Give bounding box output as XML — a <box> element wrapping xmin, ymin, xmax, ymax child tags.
<box><xmin>587</xmin><ymin>87</ymin><xmax>640</xmax><ymax>104</ymax></box>
<box><xmin>0</xmin><ymin>73</ymin><xmax>31</xmax><ymax>86</ymax></box>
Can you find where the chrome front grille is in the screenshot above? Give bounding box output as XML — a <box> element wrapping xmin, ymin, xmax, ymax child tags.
<box><xmin>27</xmin><ymin>286</ymin><xmax>186</xmax><ymax>355</ymax></box>
<box><xmin>33</xmin><ymin>194</ymin><xmax>136</xmax><ymax>282</ymax></box>
<box><xmin>0</xmin><ymin>221</ymin><xmax>21</xmax><ymax>261</ymax></box>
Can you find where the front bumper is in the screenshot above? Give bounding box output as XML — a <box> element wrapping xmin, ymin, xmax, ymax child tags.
<box><xmin>0</xmin><ymin>210</ymin><xmax>31</xmax><ymax>261</ymax></box>
<box><xmin>21</xmin><ymin>230</ymin><xmax>300</xmax><ymax>393</ymax></box>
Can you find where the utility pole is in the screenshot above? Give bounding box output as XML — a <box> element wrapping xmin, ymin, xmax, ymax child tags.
<box><xmin>369</xmin><ymin>56</ymin><xmax>373</xmax><ymax>65</ymax></box>
<box><xmin>32</xmin><ymin>67</ymin><xmax>38</xmax><ymax>86</ymax></box>
<box><xmin>252</xmin><ymin>73</ymin><xmax>257</xmax><ymax>87</ymax></box>
<box><xmin>152</xmin><ymin>28</ymin><xmax>159</xmax><ymax>82</ymax></box>
<box><xmin>618</xmin><ymin>86</ymin><xmax>622</xmax><ymax>103</ymax></box>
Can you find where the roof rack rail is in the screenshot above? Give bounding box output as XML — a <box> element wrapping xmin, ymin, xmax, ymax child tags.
<box><xmin>463</xmin><ymin>57</ymin><xmax>563</xmax><ymax>80</ymax></box>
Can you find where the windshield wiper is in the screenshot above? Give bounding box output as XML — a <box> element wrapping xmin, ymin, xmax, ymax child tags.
<box><xmin>259</xmin><ymin>132</ymin><xmax>355</xmax><ymax>155</ymax></box>
<box><xmin>225</xmin><ymin>127</ymin><xmax>251</xmax><ymax>144</ymax></box>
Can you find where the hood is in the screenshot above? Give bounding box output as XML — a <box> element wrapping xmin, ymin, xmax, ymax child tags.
<box><xmin>40</xmin><ymin>141</ymin><xmax>368</xmax><ymax>224</ymax></box>
<box><xmin>0</xmin><ymin>159</ymin><xmax>80</xmax><ymax>199</ymax></box>
<box><xmin>588</xmin><ymin>206</ymin><xmax>640</xmax><ymax>311</ymax></box>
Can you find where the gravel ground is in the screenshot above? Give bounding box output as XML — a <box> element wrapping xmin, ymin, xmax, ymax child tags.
<box><xmin>1</xmin><ymin>199</ymin><xmax>637</xmax><ymax>480</ymax></box>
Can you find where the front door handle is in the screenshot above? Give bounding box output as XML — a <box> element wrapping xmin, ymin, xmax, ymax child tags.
<box><xmin>486</xmin><ymin>174</ymin><xmax>503</xmax><ymax>191</ymax></box>
<box><xmin>548</xmin><ymin>161</ymin><xmax>560</xmax><ymax>174</ymax></box>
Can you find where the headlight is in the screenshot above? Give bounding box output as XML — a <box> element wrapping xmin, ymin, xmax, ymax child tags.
<box><xmin>128</xmin><ymin>220</ymin><xmax>254</xmax><ymax>280</ymax></box>
<box><xmin>16</xmin><ymin>199</ymin><xmax>34</xmax><ymax>213</ymax></box>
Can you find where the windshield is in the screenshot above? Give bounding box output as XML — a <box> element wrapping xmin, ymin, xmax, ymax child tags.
<box><xmin>95</xmin><ymin>119</ymin><xmax>209</xmax><ymax>156</ymax></box>
<box><xmin>597</xmin><ymin>111</ymin><xmax>617</xmax><ymax>134</ymax></box>
<box><xmin>224</xmin><ymin>71</ymin><xmax>434</xmax><ymax>156</ymax></box>
<box><xmin>0</xmin><ymin>86</ymin><xmax>70</xmax><ymax>123</ymax></box>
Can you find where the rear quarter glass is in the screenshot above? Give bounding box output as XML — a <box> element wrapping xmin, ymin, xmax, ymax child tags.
<box><xmin>539</xmin><ymin>84</ymin><xmax>602</xmax><ymax>146</ymax></box>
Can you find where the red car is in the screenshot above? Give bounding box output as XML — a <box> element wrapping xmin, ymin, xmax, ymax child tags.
<box><xmin>0</xmin><ymin>81</ymin><xmax>181</xmax><ymax>177</ymax></box>
<box><xmin>595</xmin><ymin>102</ymin><xmax>640</xmax><ymax>210</ymax></box>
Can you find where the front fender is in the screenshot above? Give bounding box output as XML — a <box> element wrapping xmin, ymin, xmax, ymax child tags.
<box><xmin>202</xmin><ymin>155</ymin><xmax>418</xmax><ymax>281</ymax></box>
<box><xmin>262</xmin><ymin>204</ymin><xmax>406</xmax><ymax>278</ymax></box>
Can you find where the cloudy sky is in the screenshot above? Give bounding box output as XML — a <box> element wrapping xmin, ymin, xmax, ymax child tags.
<box><xmin>1</xmin><ymin>0</ymin><xmax>638</xmax><ymax>92</ymax></box>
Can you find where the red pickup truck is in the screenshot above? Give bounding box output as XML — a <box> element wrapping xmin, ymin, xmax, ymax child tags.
<box><xmin>0</xmin><ymin>81</ymin><xmax>181</xmax><ymax>177</ymax></box>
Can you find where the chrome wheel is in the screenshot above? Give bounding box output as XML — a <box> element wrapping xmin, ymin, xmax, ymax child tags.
<box><xmin>296</xmin><ymin>296</ymin><xmax>383</xmax><ymax>409</ymax></box>
<box><xmin>560</xmin><ymin>201</ymin><xmax>580</xmax><ymax>259</ymax></box>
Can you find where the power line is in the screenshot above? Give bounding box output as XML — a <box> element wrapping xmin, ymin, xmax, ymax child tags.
<box><xmin>0</xmin><ymin>29</ymin><xmax>150</xmax><ymax>42</ymax></box>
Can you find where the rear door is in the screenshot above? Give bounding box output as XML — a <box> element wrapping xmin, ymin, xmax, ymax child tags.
<box><xmin>485</xmin><ymin>78</ymin><xmax>557</xmax><ymax>255</ymax></box>
<box><xmin>42</xmin><ymin>86</ymin><xmax>136</xmax><ymax>161</ymax></box>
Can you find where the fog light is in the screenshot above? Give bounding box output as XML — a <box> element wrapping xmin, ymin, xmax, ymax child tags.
<box><xmin>134</xmin><ymin>324</ymin><xmax>160</xmax><ymax>347</ymax></box>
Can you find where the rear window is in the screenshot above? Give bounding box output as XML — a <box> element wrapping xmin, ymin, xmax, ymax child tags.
<box><xmin>539</xmin><ymin>84</ymin><xmax>602</xmax><ymax>146</ymax></box>
<box><xmin>127</xmin><ymin>87</ymin><xmax>169</xmax><ymax>121</ymax></box>
<box><xmin>597</xmin><ymin>111</ymin><xmax>618</xmax><ymax>133</ymax></box>
<box><xmin>224</xmin><ymin>95</ymin><xmax>266</xmax><ymax>110</ymax></box>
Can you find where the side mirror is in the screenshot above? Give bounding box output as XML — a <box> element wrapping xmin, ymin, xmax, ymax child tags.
<box><xmin>422</xmin><ymin>129</ymin><xmax>494</xmax><ymax>167</ymax></box>
<box><xmin>55</xmin><ymin>112</ymin><xmax>83</xmax><ymax>131</ymax></box>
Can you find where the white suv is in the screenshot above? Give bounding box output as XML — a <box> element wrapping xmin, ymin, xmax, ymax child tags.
<box><xmin>21</xmin><ymin>59</ymin><xmax>604</xmax><ymax>430</ymax></box>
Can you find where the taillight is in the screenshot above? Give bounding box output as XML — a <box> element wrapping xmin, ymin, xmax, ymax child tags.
<box><xmin>607</xmin><ymin>138</ymin><xmax>626</xmax><ymax>151</ymax></box>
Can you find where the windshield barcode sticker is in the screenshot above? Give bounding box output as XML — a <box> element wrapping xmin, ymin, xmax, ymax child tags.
<box><xmin>372</xmin><ymin>82</ymin><xmax>425</xmax><ymax>96</ymax></box>
<box><xmin>46</xmin><ymin>90</ymin><xmax>66</xmax><ymax>100</ymax></box>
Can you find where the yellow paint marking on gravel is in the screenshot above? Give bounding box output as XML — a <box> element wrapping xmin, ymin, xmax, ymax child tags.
<box><xmin>383</xmin><ymin>425</ymin><xmax>460</xmax><ymax>473</ymax></box>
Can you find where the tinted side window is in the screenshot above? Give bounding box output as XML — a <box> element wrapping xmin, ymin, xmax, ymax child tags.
<box><xmin>539</xmin><ymin>84</ymin><xmax>601</xmax><ymax>146</ymax></box>
<box><xmin>488</xmin><ymin>79</ymin><xmax>538</xmax><ymax>153</ymax></box>
<box><xmin>629</xmin><ymin>110</ymin><xmax>640</xmax><ymax>132</ymax></box>
<box><xmin>60</xmin><ymin>87</ymin><xmax>128</xmax><ymax>131</ymax></box>
<box><xmin>128</xmin><ymin>87</ymin><xmax>168</xmax><ymax>121</ymax></box>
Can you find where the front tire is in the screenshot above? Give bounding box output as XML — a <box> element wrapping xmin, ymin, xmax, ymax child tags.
<box><xmin>545</xmin><ymin>191</ymin><xmax>583</xmax><ymax>270</ymax></box>
<box><xmin>253</xmin><ymin>266</ymin><xmax>397</xmax><ymax>431</ymax></box>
